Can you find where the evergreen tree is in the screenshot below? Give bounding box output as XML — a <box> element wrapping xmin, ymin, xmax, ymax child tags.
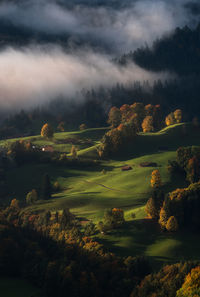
<box><xmin>41</xmin><ymin>174</ymin><xmax>52</xmax><ymax>200</ymax></box>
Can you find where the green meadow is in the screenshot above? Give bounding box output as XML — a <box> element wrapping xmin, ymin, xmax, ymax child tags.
<box><xmin>1</xmin><ymin>122</ymin><xmax>200</xmax><ymax>268</ymax></box>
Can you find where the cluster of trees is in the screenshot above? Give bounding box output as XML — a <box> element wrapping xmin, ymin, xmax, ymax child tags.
<box><xmin>1</xmin><ymin>200</ymin><xmax>200</xmax><ymax>297</ymax></box>
<box><xmin>145</xmin><ymin>170</ymin><xmax>164</xmax><ymax>220</ymax></box>
<box><xmin>98</xmin><ymin>208</ymin><xmax>125</xmax><ymax>233</ymax></box>
<box><xmin>0</xmin><ymin>203</ymin><xmax>150</xmax><ymax>297</ymax></box>
<box><xmin>159</xmin><ymin>181</ymin><xmax>200</xmax><ymax>231</ymax></box>
<box><xmin>146</xmin><ymin>161</ymin><xmax>200</xmax><ymax>231</ymax></box>
<box><xmin>4</xmin><ymin>138</ymin><xmax>97</xmax><ymax>175</ymax></box>
<box><xmin>107</xmin><ymin>102</ymin><xmax>162</xmax><ymax>132</ymax></box>
<box><xmin>7</xmin><ymin>139</ymin><xmax>39</xmax><ymax>166</ymax></box>
<box><xmin>176</xmin><ymin>265</ymin><xmax>200</xmax><ymax>297</ymax></box>
<box><xmin>165</xmin><ymin>109</ymin><xmax>182</xmax><ymax>126</ymax></box>
<box><xmin>133</xmin><ymin>262</ymin><xmax>200</xmax><ymax>297</ymax></box>
<box><xmin>98</xmin><ymin>123</ymin><xmax>136</xmax><ymax>157</ymax></box>
<box><xmin>98</xmin><ymin>102</ymin><xmax>165</xmax><ymax>156</ymax></box>
<box><xmin>1</xmin><ymin>76</ymin><xmax>200</xmax><ymax>141</ymax></box>
<box><xmin>168</xmin><ymin>146</ymin><xmax>200</xmax><ymax>183</ymax></box>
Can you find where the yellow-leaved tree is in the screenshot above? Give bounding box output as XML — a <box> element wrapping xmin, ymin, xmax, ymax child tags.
<box><xmin>166</xmin><ymin>216</ymin><xmax>178</xmax><ymax>232</ymax></box>
<box><xmin>176</xmin><ymin>266</ymin><xmax>200</xmax><ymax>297</ymax></box>
<box><xmin>142</xmin><ymin>116</ymin><xmax>154</xmax><ymax>132</ymax></box>
<box><xmin>174</xmin><ymin>109</ymin><xmax>182</xmax><ymax>123</ymax></box>
<box><xmin>151</xmin><ymin>169</ymin><xmax>162</xmax><ymax>188</ymax></box>
<box><xmin>41</xmin><ymin>123</ymin><xmax>54</xmax><ymax>139</ymax></box>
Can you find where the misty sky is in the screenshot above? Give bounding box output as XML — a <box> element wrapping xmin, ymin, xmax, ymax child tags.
<box><xmin>0</xmin><ymin>0</ymin><xmax>198</xmax><ymax>110</ymax></box>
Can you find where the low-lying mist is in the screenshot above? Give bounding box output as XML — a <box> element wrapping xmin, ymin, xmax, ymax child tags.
<box><xmin>0</xmin><ymin>46</ymin><xmax>171</xmax><ymax>110</ymax></box>
<box><xmin>0</xmin><ymin>0</ymin><xmax>197</xmax><ymax>111</ymax></box>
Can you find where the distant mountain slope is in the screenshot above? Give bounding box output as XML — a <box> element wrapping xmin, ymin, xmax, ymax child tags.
<box><xmin>118</xmin><ymin>23</ymin><xmax>200</xmax><ymax>75</ymax></box>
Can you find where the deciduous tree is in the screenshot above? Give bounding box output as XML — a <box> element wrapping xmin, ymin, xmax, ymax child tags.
<box><xmin>151</xmin><ymin>170</ymin><xmax>162</xmax><ymax>188</ymax></box>
<box><xmin>107</xmin><ymin>107</ymin><xmax>121</xmax><ymax>128</ymax></box>
<box><xmin>41</xmin><ymin>123</ymin><xmax>54</xmax><ymax>139</ymax></box>
<box><xmin>142</xmin><ymin>116</ymin><xmax>154</xmax><ymax>132</ymax></box>
<box><xmin>174</xmin><ymin>109</ymin><xmax>182</xmax><ymax>123</ymax></box>
<box><xmin>145</xmin><ymin>197</ymin><xmax>157</xmax><ymax>218</ymax></box>
<box><xmin>165</xmin><ymin>112</ymin><xmax>175</xmax><ymax>126</ymax></box>
<box><xmin>166</xmin><ymin>216</ymin><xmax>179</xmax><ymax>232</ymax></box>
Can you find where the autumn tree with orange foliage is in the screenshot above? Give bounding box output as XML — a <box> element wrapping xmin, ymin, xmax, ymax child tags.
<box><xmin>165</xmin><ymin>109</ymin><xmax>182</xmax><ymax>126</ymax></box>
<box><xmin>176</xmin><ymin>266</ymin><xmax>200</xmax><ymax>297</ymax></box>
<box><xmin>120</xmin><ymin>104</ymin><xmax>132</xmax><ymax>123</ymax></box>
<box><xmin>142</xmin><ymin>116</ymin><xmax>154</xmax><ymax>132</ymax></box>
<box><xmin>131</xmin><ymin>102</ymin><xmax>145</xmax><ymax>121</ymax></box>
<box><xmin>159</xmin><ymin>206</ymin><xmax>168</xmax><ymax>229</ymax></box>
<box><xmin>108</xmin><ymin>106</ymin><xmax>121</xmax><ymax>128</ymax></box>
<box><xmin>98</xmin><ymin>128</ymin><xmax>123</xmax><ymax>157</ymax></box>
<box><xmin>151</xmin><ymin>170</ymin><xmax>162</xmax><ymax>188</ymax></box>
<box><xmin>165</xmin><ymin>112</ymin><xmax>176</xmax><ymax>126</ymax></box>
<box><xmin>174</xmin><ymin>109</ymin><xmax>182</xmax><ymax>123</ymax></box>
<box><xmin>158</xmin><ymin>182</ymin><xmax>200</xmax><ymax>230</ymax></box>
<box><xmin>166</xmin><ymin>216</ymin><xmax>179</xmax><ymax>232</ymax></box>
<box><xmin>41</xmin><ymin>123</ymin><xmax>54</xmax><ymax>139</ymax></box>
<box><xmin>145</xmin><ymin>197</ymin><xmax>157</xmax><ymax>218</ymax></box>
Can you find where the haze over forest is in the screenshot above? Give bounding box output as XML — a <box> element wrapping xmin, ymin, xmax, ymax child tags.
<box><xmin>0</xmin><ymin>0</ymin><xmax>199</xmax><ymax>111</ymax></box>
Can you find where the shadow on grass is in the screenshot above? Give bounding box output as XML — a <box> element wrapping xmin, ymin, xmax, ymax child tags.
<box><xmin>162</xmin><ymin>171</ymin><xmax>188</xmax><ymax>194</ymax></box>
<box><xmin>96</xmin><ymin>218</ymin><xmax>200</xmax><ymax>270</ymax></box>
<box><xmin>112</xmin><ymin>123</ymin><xmax>200</xmax><ymax>162</ymax></box>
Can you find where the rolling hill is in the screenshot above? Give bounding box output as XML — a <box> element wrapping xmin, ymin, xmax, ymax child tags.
<box><xmin>1</xmin><ymin>122</ymin><xmax>200</xmax><ymax>268</ymax></box>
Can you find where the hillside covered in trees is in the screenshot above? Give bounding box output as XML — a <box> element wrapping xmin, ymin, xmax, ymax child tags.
<box><xmin>1</xmin><ymin>0</ymin><xmax>200</xmax><ymax>296</ymax></box>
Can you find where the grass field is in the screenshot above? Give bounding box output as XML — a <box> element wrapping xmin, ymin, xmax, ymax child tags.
<box><xmin>1</xmin><ymin>123</ymin><xmax>200</xmax><ymax>268</ymax></box>
<box><xmin>0</xmin><ymin>278</ymin><xmax>42</xmax><ymax>297</ymax></box>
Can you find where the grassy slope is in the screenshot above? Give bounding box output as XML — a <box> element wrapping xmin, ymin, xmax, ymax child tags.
<box><xmin>0</xmin><ymin>278</ymin><xmax>42</xmax><ymax>297</ymax></box>
<box><xmin>0</xmin><ymin>127</ymin><xmax>108</xmax><ymax>154</ymax></box>
<box><xmin>2</xmin><ymin>123</ymin><xmax>200</xmax><ymax>268</ymax></box>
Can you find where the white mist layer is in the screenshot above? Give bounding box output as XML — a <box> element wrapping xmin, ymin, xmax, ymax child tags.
<box><xmin>0</xmin><ymin>47</ymin><xmax>170</xmax><ymax>109</ymax></box>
